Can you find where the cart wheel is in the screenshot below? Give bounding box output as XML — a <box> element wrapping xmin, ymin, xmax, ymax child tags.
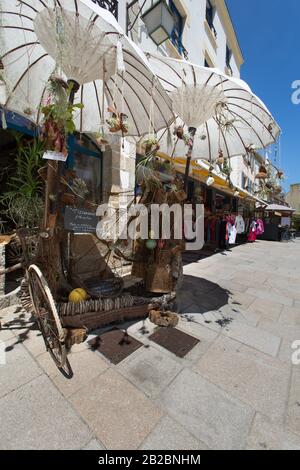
<box><xmin>27</xmin><ymin>264</ymin><xmax>66</xmax><ymax>369</ymax></box>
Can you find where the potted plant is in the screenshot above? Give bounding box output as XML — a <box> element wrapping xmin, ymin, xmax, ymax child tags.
<box><xmin>106</xmin><ymin>106</ymin><xmax>129</xmax><ymax>134</ymax></box>
<box><xmin>40</xmin><ymin>76</ymin><xmax>84</xmax><ymax>157</ymax></box>
<box><xmin>173</xmin><ymin>126</ymin><xmax>192</xmax><ymax>146</ymax></box>
<box><xmin>255</xmin><ymin>165</ymin><xmax>268</xmax><ymax>180</ymax></box>
<box><xmin>141</xmin><ymin>135</ymin><xmax>160</xmax><ymax>156</ymax></box>
<box><xmin>0</xmin><ymin>136</ymin><xmax>44</xmax><ymax>229</ymax></box>
<box><xmin>216</xmin><ymin>149</ymin><xmax>225</xmax><ymax>165</ymax></box>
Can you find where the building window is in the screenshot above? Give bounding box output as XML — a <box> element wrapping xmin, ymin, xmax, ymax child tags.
<box><xmin>68</xmin><ymin>134</ymin><xmax>103</xmax><ymax>205</ymax></box>
<box><xmin>90</xmin><ymin>0</ymin><xmax>118</xmax><ymax>20</ymax></box>
<box><xmin>169</xmin><ymin>0</ymin><xmax>184</xmax><ymax>55</ymax></box>
<box><xmin>242</xmin><ymin>172</ymin><xmax>249</xmax><ymax>190</ymax></box>
<box><xmin>226</xmin><ymin>44</ymin><xmax>233</xmax><ymax>74</ymax></box>
<box><xmin>206</xmin><ymin>0</ymin><xmax>217</xmax><ymax>37</ymax></box>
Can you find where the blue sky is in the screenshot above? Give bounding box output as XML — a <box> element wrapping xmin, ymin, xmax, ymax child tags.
<box><xmin>226</xmin><ymin>0</ymin><xmax>300</xmax><ymax>192</ymax></box>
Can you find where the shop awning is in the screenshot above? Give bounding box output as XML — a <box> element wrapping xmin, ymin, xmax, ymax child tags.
<box><xmin>265</xmin><ymin>204</ymin><xmax>295</xmax><ymax>213</ymax></box>
<box><xmin>157</xmin><ymin>151</ymin><xmax>267</xmax><ymax>205</ymax></box>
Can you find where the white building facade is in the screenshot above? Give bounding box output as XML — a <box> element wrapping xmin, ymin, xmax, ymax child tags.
<box><xmin>95</xmin><ymin>0</ymin><xmax>266</xmax><ymax>201</ymax></box>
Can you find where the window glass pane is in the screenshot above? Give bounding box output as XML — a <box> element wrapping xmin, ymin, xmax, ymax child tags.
<box><xmin>226</xmin><ymin>45</ymin><xmax>232</xmax><ymax>66</ymax></box>
<box><xmin>73</xmin><ymin>152</ymin><xmax>102</xmax><ymax>204</ymax></box>
<box><xmin>206</xmin><ymin>0</ymin><xmax>213</xmax><ymax>26</ymax></box>
<box><xmin>170</xmin><ymin>0</ymin><xmax>183</xmax><ymax>53</ymax></box>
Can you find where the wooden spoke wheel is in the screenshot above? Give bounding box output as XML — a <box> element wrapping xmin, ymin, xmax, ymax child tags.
<box><xmin>27</xmin><ymin>264</ymin><xmax>66</xmax><ymax>369</ymax></box>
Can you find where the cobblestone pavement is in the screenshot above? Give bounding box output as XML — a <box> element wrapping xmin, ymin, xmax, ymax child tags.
<box><xmin>1</xmin><ymin>240</ymin><xmax>300</xmax><ymax>450</ymax></box>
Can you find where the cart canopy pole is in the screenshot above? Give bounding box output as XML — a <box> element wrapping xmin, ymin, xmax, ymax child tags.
<box><xmin>184</xmin><ymin>127</ymin><xmax>197</xmax><ymax>194</ymax></box>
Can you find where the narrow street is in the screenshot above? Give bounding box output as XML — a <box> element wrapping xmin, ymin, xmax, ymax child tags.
<box><xmin>0</xmin><ymin>240</ymin><xmax>299</xmax><ymax>450</ymax></box>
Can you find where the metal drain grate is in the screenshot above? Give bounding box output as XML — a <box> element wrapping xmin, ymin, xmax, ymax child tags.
<box><xmin>88</xmin><ymin>328</ymin><xmax>143</xmax><ymax>365</ymax></box>
<box><xmin>149</xmin><ymin>328</ymin><xmax>200</xmax><ymax>358</ymax></box>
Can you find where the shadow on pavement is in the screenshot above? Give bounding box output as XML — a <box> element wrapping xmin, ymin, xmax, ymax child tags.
<box><xmin>177</xmin><ymin>274</ymin><xmax>232</xmax><ymax>315</ymax></box>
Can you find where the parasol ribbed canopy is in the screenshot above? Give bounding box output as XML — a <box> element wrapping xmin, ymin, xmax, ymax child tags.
<box><xmin>146</xmin><ymin>54</ymin><xmax>280</xmax><ymax>160</ymax></box>
<box><xmin>0</xmin><ymin>0</ymin><xmax>174</xmax><ymax>136</ymax></box>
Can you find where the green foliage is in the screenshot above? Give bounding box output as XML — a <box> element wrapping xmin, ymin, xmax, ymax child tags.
<box><xmin>41</xmin><ymin>101</ymin><xmax>83</xmax><ymax>135</ymax></box>
<box><xmin>0</xmin><ymin>136</ymin><xmax>44</xmax><ymax>228</ymax></box>
<box><xmin>292</xmin><ymin>214</ymin><xmax>300</xmax><ymax>231</ymax></box>
<box><xmin>222</xmin><ymin>158</ymin><xmax>232</xmax><ymax>176</ymax></box>
<box><xmin>41</xmin><ymin>77</ymin><xmax>84</xmax><ymax>151</ymax></box>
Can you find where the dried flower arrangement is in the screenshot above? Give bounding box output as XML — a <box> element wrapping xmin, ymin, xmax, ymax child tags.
<box><xmin>106</xmin><ymin>106</ymin><xmax>129</xmax><ymax>134</ymax></box>
<box><xmin>173</xmin><ymin>125</ymin><xmax>192</xmax><ymax>146</ymax></box>
<box><xmin>40</xmin><ymin>76</ymin><xmax>83</xmax><ymax>156</ymax></box>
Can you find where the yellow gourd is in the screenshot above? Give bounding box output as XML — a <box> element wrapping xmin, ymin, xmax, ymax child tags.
<box><xmin>68</xmin><ymin>288</ymin><xmax>88</xmax><ymax>303</ymax></box>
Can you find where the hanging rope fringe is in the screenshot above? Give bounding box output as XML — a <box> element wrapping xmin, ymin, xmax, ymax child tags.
<box><xmin>167</xmin><ymin>126</ymin><xmax>173</xmax><ymax>150</ymax></box>
<box><xmin>101</xmin><ymin>59</ymin><xmax>106</xmax><ymax>126</ymax></box>
<box><xmin>148</xmin><ymin>77</ymin><xmax>156</xmax><ymax>137</ymax></box>
<box><xmin>117</xmin><ymin>39</ymin><xmax>125</xmax><ymax>74</ymax></box>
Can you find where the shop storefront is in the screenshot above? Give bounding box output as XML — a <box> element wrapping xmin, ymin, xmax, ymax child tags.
<box><xmin>258</xmin><ymin>205</ymin><xmax>295</xmax><ymax>242</ymax></box>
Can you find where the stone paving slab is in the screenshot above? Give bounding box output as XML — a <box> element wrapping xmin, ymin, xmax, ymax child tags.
<box><xmin>246</xmin><ymin>298</ymin><xmax>283</xmax><ymax>322</ymax></box>
<box><xmin>117</xmin><ymin>345</ymin><xmax>182</xmax><ymax>398</ymax></box>
<box><xmin>270</xmin><ymin>286</ymin><xmax>300</xmax><ymax>303</ymax></box>
<box><xmin>82</xmin><ymin>438</ymin><xmax>105</xmax><ymax>450</ymax></box>
<box><xmin>286</xmin><ymin>369</ymin><xmax>300</xmax><ymax>438</ymax></box>
<box><xmin>1</xmin><ymin>239</ymin><xmax>300</xmax><ymax>450</ymax></box>
<box><xmin>0</xmin><ymin>338</ymin><xmax>43</xmax><ymax>399</ymax></box>
<box><xmin>246</xmin><ymin>413</ymin><xmax>300</xmax><ymax>450</ymax></box>
<box><xmin>219</xmin><ymin>305</ymin><xmax>261</xmax><ymax>327</ymax></box>
<box><xmin>221</xmin><ymin>319</ymin><xmax>281</xmax><ymax>357</ymax></box>
<box><xmin>229</xmin><ymin>271</ymin><xmax>269</xmax><ymax>285</ymax></box>
<box><xmin>257</xmin><ymin>319</ymin><xmax>300</xmax><ymax>342</ymax></box>
<box><xmin>228</xmin><ymin>290</ymin><xmax>257</xmax><ymax>309</ymax></box>
<box><xmin>43</xmin><ymin>349</ymin><xmax>109</xmax><ymax>398</ymax></box>
<box><xmin>216</xmin><ymin>279</ymin><xmax>249</xmax><ymax>293</ymax></box>
<box><xmin>248</xmin><ymin>288</ymin><xmax>295</xmax><ymax>307</ymax></box>
<box><xmin>0</xmin><ymin>374</ymin><xmax>92</xmax><ymax>450</ymax></box>
<box><xmin>194</xmin><ymin>336</ymin><xmax>290</xmax><ymax>423</ymax></box>
<box><xmin>70</xmin><ymin>369</ymin><xmax>163</xmax><ymax>450</ymax></box>
<box><xmin>159</xmin><ymin>368</ymin><xmax>254</xmax><ymax>450</ymax></box>
<box><xmin>279</xmin><ymin>306</ymin><xmax>300</xmax><ymax>326</ymax></box>
<box><xmin>140</xmin><ymin>415</ymin><xmax>208</xmax><ymax>450</ymax></box>
<box><xmin>20</xmin><ymin>328</ymin><xmax>47</xmax><ymax>357</ymax></box>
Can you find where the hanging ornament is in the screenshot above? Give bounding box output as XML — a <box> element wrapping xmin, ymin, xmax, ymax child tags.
<box><xmin>173</xmin><ymin>125</ymin><xmax>191</xmax><ymax>146</ymax></box>
<box><xmin>146</xmin><ymin>239</ymin><xmax>157</xmax><ymax>250</ymax></box>
<box><xmin>149</xmin><ymin>230</ymin><xmax>156</xmax><ymax>239</ymax></box>
<box><xmin>116</xmin><ymin>39</ymin><xmax>126</xmax><ymax>74</ymax></box>
<box><xmin>255</xmin><ymin>165</ymin><xmax>268</xmax><ymax>180</ymax></box>
<box><xmin>106</xmin><ymin>106</ymin><xmax>129</xmax><ymax>134</ymax></box>
<box><xmin>175</xmin><ymin>125</ymin><xmax>184</xmax><ymax>139</ymax></box>
<box><xmin>216</xmin><ymin>149</ymin><xmax>224</xmax><ymax>165</ymax></box>
<box><xmin>206</xmin><ymin>175</ymin><xmax>215</xmax><ymax>186</ymax></box>
<box><xmin>157</xmin><ymin>240</ymin><xmax>165</xmax><ymax>249</ymax></box>
<box><xmin>141</xmin><ymin>135</ymin><xmax>160</xmax><ymax>156</ymax></box>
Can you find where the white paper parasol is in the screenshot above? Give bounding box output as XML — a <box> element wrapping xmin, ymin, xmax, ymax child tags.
<box><xmin>0</xmin><ymin>0</ymin><xmax>174</xmax><ymax>136</ymax></box>
<box><xmin>146</xmin><ymin>54</ymin><xmax>280</xmax><ymax>160</ymax></box>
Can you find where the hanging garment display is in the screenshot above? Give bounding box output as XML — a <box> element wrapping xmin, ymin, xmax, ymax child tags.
<box><xmin>235</xmin><ymin>215</ymin><xmax>245</xmax><ymax>234</ymax></box>
<box><xmin>256</xmin><ymin>219</ymin><xmax>265</xmax><ymax>236</ymax></box>
<box><xmin>219</xmin><ymin>219</ymin><xmax>229</xmax><ymax>250</ymax></box>
<box><xmin>229</xmin><ymin>224</ymin><xmax>237</xmax><ymax>245</ymax></box>
<box><xmin>248</xmin><ymin>220</ymin><xmax>258</xmax><ymax>242</ymax></box>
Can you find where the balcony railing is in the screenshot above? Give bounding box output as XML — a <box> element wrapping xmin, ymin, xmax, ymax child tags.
<box><xmin>90</xmin><ymin>0</ymin><xmax>118</xmax><ymax>20</ymax></box>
